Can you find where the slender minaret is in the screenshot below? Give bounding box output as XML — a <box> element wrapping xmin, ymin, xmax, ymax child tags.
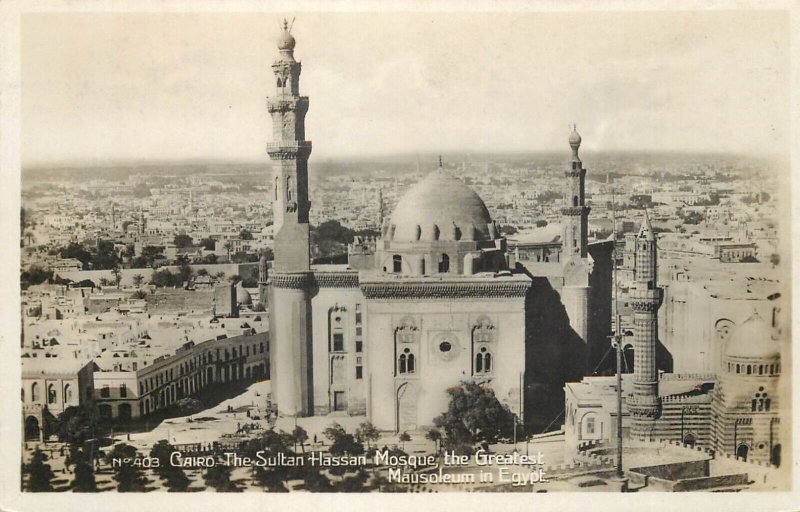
<box><xmin>560</xmin><ymin>127</ymin><xmax>592</xmax><ymax>373</ymax></box>
<box><xmin>377</xmin><ymin>188</ymin><xmax>384</xmax><ymax>230</ymax></box>
<box><xmin>258</xmin><ymin>251</ymin><xmax>269</xmax><ymax>306</ymax></box>
<box><xmin>561</xmin><ymin>125</ymin><xmax>590</xmax><ymax>258</ymax></box>
<box><xmin>268</xmin><ymin>18</ymin><xmax>311</xmax><ymax>269</ymax></box>
<box><xmin>267</xmin><ymin>19</ymin><xmax>314</xmax><ymax>417</ymax></box>
<box><xmin>627</xmin><ymin>210</ymin><xmax>663</xmax><ymax>439</ymax></box>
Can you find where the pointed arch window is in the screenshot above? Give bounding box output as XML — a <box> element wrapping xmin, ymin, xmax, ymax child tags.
<box><xmin>286</xmin><ymin>176</ymin><xmax>293</xmax><ymax>201</ymax></box>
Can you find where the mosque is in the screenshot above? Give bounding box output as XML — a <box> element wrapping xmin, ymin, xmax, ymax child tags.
<box><xmin>265</xmin><ymin>21</ymin><xmax>613</xmax><ymax>432</ymax></box>
<box><xmin>564</xmin><ymin>215</ymin><xmax>786</xmax><ymax>466</ymax></box>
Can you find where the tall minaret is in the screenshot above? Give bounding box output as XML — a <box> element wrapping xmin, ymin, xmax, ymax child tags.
<box><xmin>267</xmin><ymin>19</ymin><xmax>314</xmax><ymax>418</ymax></box>
<box><xmin>268</xmin><ymin>18</ymin><xmax>312</xmax><ymax>273</ymax></box>
<box><xmin>561</xmin><ymin>125</ymin><xmax>590</xmax><ymax>258</ymax></box>
<box><xmin>627</xmin><ymin>210</ymin><xmax>663</xmax><ymax>439</ymax></box>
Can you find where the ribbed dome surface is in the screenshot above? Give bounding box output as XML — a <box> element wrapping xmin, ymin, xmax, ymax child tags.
<box><xmin>725</xmin><ymin>312</ymin><xmax>779</xmax><ymax>359</ymax></box>
<box><xmin>387</xmin><ymin>168</ymin><xmax>495</xmax><ymax>242</ymax></box>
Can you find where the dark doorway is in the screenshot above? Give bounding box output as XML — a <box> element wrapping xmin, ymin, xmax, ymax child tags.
<box><xmin>24</xmin><ymin>416</ymin><xmax>40</xmax><ymax>440</ymax></box>
<box><xmin>333</xmin><ymin>391</ymin><xmax>346</xmax><ymax>411</ymax></box>
<box><xmin>736</xmin><ymin>444</ymin><xmax>749</xmax><ymax>461</ymax></box>
<box><xmin>771</xmin><ymin>444</ymin><xmax>781</xmax><ymax>467</ymax></box>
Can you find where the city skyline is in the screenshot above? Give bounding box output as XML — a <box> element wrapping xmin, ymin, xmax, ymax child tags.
<box><xmin>21</xmin><ymin>10</ymin><xmax>790</xmax><ymax>166</ymax></box>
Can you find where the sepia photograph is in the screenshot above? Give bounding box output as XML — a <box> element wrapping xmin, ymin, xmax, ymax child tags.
<box><xmin>2</xmin><ymin>1</ymin><xmax>797</xmax><ymax>509</ymax></box>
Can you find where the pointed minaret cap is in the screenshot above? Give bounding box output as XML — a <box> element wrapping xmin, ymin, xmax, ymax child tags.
<box><xmin>638</xmin><ymin>209</ymin><xmax>655</xmax><ymax>241</ymax></box>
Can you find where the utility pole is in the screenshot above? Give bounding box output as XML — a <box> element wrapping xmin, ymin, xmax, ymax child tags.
<box><xmin>609</xmin><ymin>186</ymin><xmax>628</xmax><ymax>490</ymax></box>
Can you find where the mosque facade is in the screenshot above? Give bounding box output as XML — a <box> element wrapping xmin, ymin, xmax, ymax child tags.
<box><xmin>267</xmin><ymin>23</ymin><xmax>613</xmax><ymax>432</ymax></box>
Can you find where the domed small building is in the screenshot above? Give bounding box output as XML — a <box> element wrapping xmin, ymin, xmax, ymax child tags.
<box><xmin>711</xmin><ymin>312</ymin><xmax>782</xmax><ymax>464</ymax></box>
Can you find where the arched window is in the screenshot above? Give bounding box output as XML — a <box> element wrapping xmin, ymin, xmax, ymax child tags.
<box><xmin>286</xmin><ymin>176</ymin><xmax>293</xmax><ymax>201</ymax></box>
<box><xmin>64</xmin><ymin>384</ymin><xmax>72</xmax><ymax>403</ymax></box>
<box><xmin>475</xmin><ymin>353</ymin><xmax>483</xmax><ymax>373</ymax></box>
<box><xmin>484</xmin><ymin>353</ymin><xmax>492</xmax><ymax>372</ymax></box>
<box><xmin>573</xmin><ymin>195</ymin><xmax>579</xmax><ymax>207</ymax></box>
<box><xmin>407</xmin><ymin>353</ymin><xmax>415</xmax><ymax>373</ymax></box>
<box><xmin>48</xmin><ymin>384</ymin><xmax>57</xmax><ymax>404</ymax></box>
<box><xmin>274</xmin><ymin>177</ymin><xmax>279</xmax><ymax>200</ymax></box>
<box><xmin>393</xmin><ymin>255</ymin><xmax>402</xmax><ymax>273</ymax></box>
<box><xmin>439</xmin><ymin>254</ymin><xmax>450</xmax><ymax>273</ymax></box>
<box><xmin>31</xmin><ymin>382</ymin><xmax>39</xmax><ymax>402</ymax></box>
<box><xmin>21</xmin><ymin>388</ymin><xmax>24</xmax><ymax>402</ymax></box>
<box><xmin>398</xmin><ymin>353</ymin><xmax>407</xmax><ymax>374</ymax></box>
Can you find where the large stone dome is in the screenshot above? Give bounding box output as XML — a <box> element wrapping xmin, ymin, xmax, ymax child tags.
<box><xmin>725</xmin><ymin>311</ymin><xmax>779</xmax><ymax>360</ymax></box>
<box><xmin>387</xmin><ymin>168</ymin><xmax>496</xmax><ymax>242</ymax></box>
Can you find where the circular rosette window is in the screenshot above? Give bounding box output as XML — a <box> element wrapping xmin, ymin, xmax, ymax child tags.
<box><xmin>432</xmin><ymin>332</ymin><xmax>460</xmax><ymax>362</ymax></box>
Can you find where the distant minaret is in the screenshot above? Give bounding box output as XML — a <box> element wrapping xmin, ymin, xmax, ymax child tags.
<box><xmin>627</xmin><ymin>209</ymin><xmax>663</xmax><ymax>440</ymax></box>
<box><xmin>258</xmin><ymin>251</ymin><xmax>269</xmax><ymax>304</ymax></box>
<box><xmin>561</xmin><ymin>125</ymin><xmax>590</xmax><ymax>258</ymax></box>
<box><xmin>377</xmin><ymin>188</ymin><xmax>384</xmax><ymax>230</ymax></box>
<box><xmin>111</xmin><ymin>203</ymin><xmax>116</xmax><ymax>230</ymax></box>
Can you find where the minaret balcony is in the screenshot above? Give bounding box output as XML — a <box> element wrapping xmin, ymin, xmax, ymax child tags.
<box><xmin>559</xmin><ymin>206</ymin><xmax>590</xmax><ymax>216</ymax></box>
<box><xmin>267</xmin><ymin>96</ymin><xmax>309</xmax><ymax>113</ymax></box>
<box><xmin>266</xmin><ymin>141</ymin><xmax>312</xmax><ymax>159</ymax></box>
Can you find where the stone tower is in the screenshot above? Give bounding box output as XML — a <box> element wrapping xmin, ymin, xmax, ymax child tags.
<box><xmin>267</xmin><ymin>20</ymin><xmax>314</xmax><ymax>417</ymax></box>
<box><xmin>627</xmin><ymin>210</ymin><xmax>663</xmax><ymax>439</ymax></box>
<box><xmin>561</xmin><ymin>125</ymin><xmax>589</xmax><ymax>258</ymax></box>
<box><xmin>560</xmin><ymin>126</ymin><xmax>593</xmax><ymax>374</ymax></box>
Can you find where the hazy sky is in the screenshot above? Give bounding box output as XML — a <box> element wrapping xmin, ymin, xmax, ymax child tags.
<box><xmin>21</xmin><ymin>10</ymin><xmax>790</xmax><ymax>165</ymax></box>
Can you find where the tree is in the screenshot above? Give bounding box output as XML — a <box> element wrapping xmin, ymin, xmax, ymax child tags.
<box><xmin>500</xmin><ymin>225</ymin><xmax>518</xmax><ymax>236</ymax></box>
<box><xmin>398</xmin><ymin>431</ymin><xmax>411</xmax><ymax>451</ymax></box>
<box><xmin>740</xmin><ymin>255</ymin><xmax>759</xmax><ymax>263</ymax></box>
<box><xmin>71</xmin><ymin>449</ymin><xmax>97</xmax><ymax>492</ymax></box>
<box><xmin>204</xmin><ymin>464</ymin><xmax>240</xmax><ymax>492</ymax></box>
<box><xmin>25</xmin><ymin>449</ymin><xmax>54</xmax><ymax>492</ymax></box>
<box><xmin>106</xmin><ymin>443</ymin><xmax>148</xmax><ymax>492</ymax></box>
<box><xmin>239</xmin><ymin>229</ymin><xmax>254</xmax><ymax>240</ymax></box>
<box><xmin>20</xmin><ymin>265</ymin><xmax>53</xmax><ymax>290</ymax></box>
<box><xmin>151</xmin><ymin>268</ymin><xmax>179</xmax><ymax>288</ymax></box>
<box><xmin>433</xmin><ymin>382</ymin><xmax>515</xmax><ymax>454</ymax></box>
<box><xmin>199</xmin><ymin>238</ymin><xmax>216</xmax><ymax>251</ymax></box>
<box><xmin>132</xmin><ymin>274</ymin><xmax>145</xmax><ymax>288</ymax></box>
<box><xmin>203</xmin><ymin>254</ymin><xmax>218</xmax><ymax>264</ymax></box>
<box><xmin>150</xmin><ymin>440</ymin><xmax>191</xmax><ymax>491</ymax></box>
<box><xmin>173</xmin><ymin>234</ymin><xmax>194</xmax><ymax>248</ymax></box>
<box><xmin>223</xmin><ymin>241</ymin><xmax>232</xmax><ymax>261</ymax></box>
<box><xmin>535</xmin><ymin>219</ymin><xmax>548</xmax><ymax>227</ymax></box>
<box><xmin>55</xmin><ymin>405</ymin><xmax>101</xmax><ymax>445</ymax></box>
<box><xmin>355</xmin><ymin>421</ymin><xmax>380</xmax><ymax>450</ymax></box>
<box><xmin>176</xmin><ymin>255</ymin><xmax>192</xmax><ymax>284</ymax></box>
<box><xmin>60</xmin><ymin>242</ymin><xmax>91</xmax><ymax>268</ymax></box>
<box><xmin>291</xmin><ymin>425</ymin><xmax>308</xmax><ymax>453</ymax></box>
<box><xmin>425</xmin><ymin>428</ymin><xmax>442</xmax><ymax>453</ymax></box>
